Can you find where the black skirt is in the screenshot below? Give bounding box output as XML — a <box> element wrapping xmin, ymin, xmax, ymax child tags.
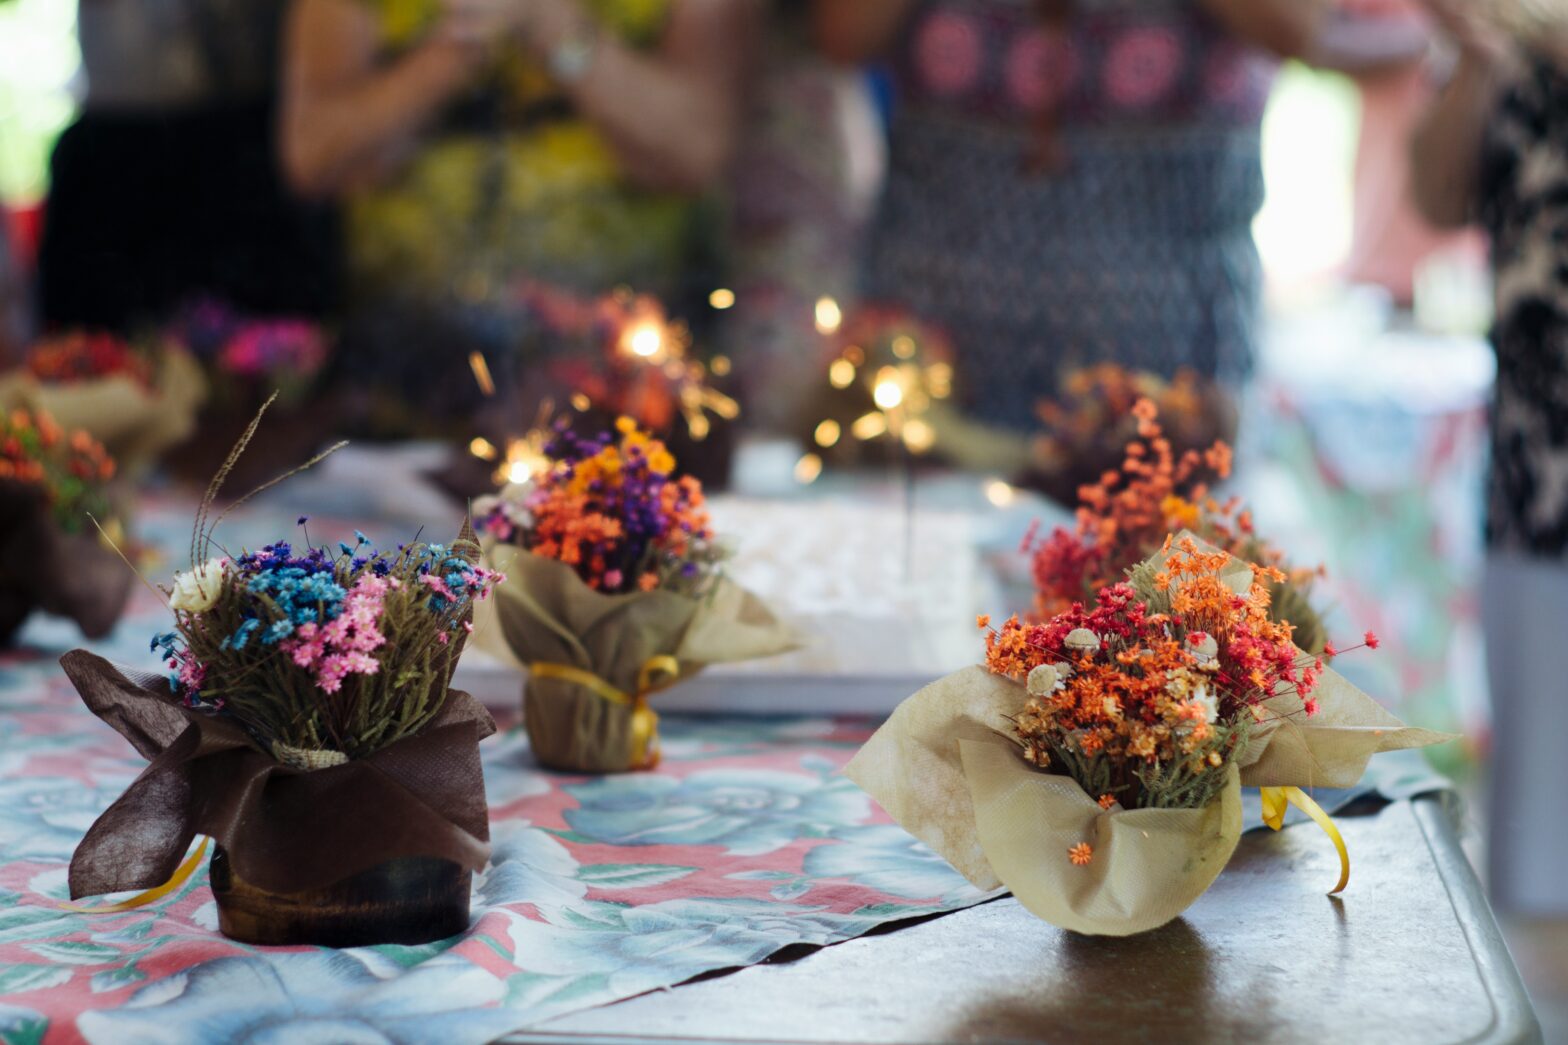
<box><xmin>36</xmin><ymin>97</ymin><xmax>340</xmax><ymax>333</ymax></box>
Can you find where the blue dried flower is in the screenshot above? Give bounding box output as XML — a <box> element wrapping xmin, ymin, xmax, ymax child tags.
<box><xmin>222</xmin><ymin>618</ymin><xmax>262</xmax><ymax>651</ymax></box>
<box><xmin>262</xmin><ymin>620</ymin><xmax>294</xmax><ymax>645</ymax></box>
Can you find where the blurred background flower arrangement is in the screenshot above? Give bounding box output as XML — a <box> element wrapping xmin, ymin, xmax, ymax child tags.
<box><xmin>0</xmin><ymin>407</ymin><xmax>128</xmax><ymax>643</ymax></box>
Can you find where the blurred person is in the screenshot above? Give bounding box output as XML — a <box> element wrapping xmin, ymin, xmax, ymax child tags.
<box><xmin>723</xmin><ymin>0</ymin><xmax>885</xmax><ymax>433</ymax></box>
<box><xmin>36</xmin><ymin>0</ymin><xmax>337</xmax><ymax>332</ymax></box>
<box><xmin>281</xmin><ymin>0</ymin><xmax>757</xmax><ymax>319</ymax></box>
<box><xmin>1410</xmin><ymin>0</ymin><xmax>1568</xmax><ymax>915</ymax></box>
<box><xmin>279</xmin><ymin>0</ymin><xmax>760</xmax><ymax>432</ymax></box>
<box><xmin>0</xmin><ymin>211</ymin><xmax>30</xmax><ymax>362</ymax></box>
<box><xmin>815</xmin><ymin>0</ymin><xmax>1328</xmax><ymax>431</ymax></box>
<box><xmin>1324</xmin><ymin>0</ymin><xmax>1485</xmax><ymax>306</ymax></box>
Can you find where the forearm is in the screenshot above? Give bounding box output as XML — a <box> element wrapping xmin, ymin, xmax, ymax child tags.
<box><xmin>563</xmin><ymin>41</ymin><xmax>743</xmax><ymax>191</ymax></box>
<box><xmin>538</xmin><ymin>1</ymin><xmax>762</xmax><ymax>192</ymax></box>
<box><xmin>1200</xmin><ymin>0</ymin><xmax>1328</xmax><ymax>59</ymax></box>
<box><xmin>1410</xmin><ymin>52</ymin><xmax>1502</xmax><ymax>228</ymax></box>
<box><xmin>1307</xmin><ymin>10</ymin><xmax>1432</xmax><ymax>75</ymax></box>
<box><xmin>281</xmin><ymin>3</ymin><xmax>475</xmax><ymax>197</ymax></box>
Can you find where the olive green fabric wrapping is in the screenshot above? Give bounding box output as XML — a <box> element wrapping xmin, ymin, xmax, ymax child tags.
<box><xmin>844</xmin><ymin>661</ymin><xmax>1451</xmax><ymax>936</ymax></box>
<box><xmin>479</xmin><ymin>550</ymin><xmax>797</xmax><ymax>773</ymax></box>
<box><xmin>523</xmin><ymin>673</ymin><xmax>650</xmax><ymax>775</ymax></box>
<box><xmin>0</xmin><ymin>350</ymin><xmax>207</xmax><ymax>475</ymax></box>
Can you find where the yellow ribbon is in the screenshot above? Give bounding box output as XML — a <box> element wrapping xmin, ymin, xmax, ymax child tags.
<box><xmin>530</xmin><ymin>656</ymin><xmax>681</xmax><ymax>769</ymax></box>
<box><xmin>62</xmin><ymin>837</ymin><xmax>211</xmax><ymax>914</ymax></box>
<box><xmin>1261</xmin><ymin>786</ymin><xmax>1350</xmax><ymax>895</ymax></box>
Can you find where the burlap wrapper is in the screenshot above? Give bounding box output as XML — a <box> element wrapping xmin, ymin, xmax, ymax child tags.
<box><xmin>0</xmin><ymin>483</ymin><xmax>132</xmax><ymax>645</ymax></box>
<box><xmin>62</xmin><ymin>651</ymin><xmax>496</xmax><ymax>900</ymax></box>
<box><xmin>476</xmin><ymin>550</ymin><xmax>797</xmax><ymax>773</ymax></box>
<box><xmin>0</xmin><ymin>351</ymin><xmax>207</xmax><ymax>476</ymax></box>
<box><xmin>844</xmin><ymin>537</ymin><xmax>1453</xmax><ymax>935</ymax></box>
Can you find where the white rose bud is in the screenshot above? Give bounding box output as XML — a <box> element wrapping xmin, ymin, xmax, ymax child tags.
<box><xmin>169</xmin><ymin>558</ymin><xmax>227</xmax><ymax>613</ymax></box>
<box><xmin>1188</xmin><ymin>632</ymin><xmax>1219</xmax><ymax>666</ymax></box>
<box><xmin>1026</xmin><ymin>663</ymin><xmax>1060</xmax><ymax>696</ymax></box>
<box><xmin>1065</xmin><ymin>628</ymin><xmax>1100</xmax><ymax>654</ymax></box>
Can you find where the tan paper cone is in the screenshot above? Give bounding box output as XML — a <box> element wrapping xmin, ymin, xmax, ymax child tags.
<box><xmin>961</xmin><ymin>737</ymin><xmax>1241</xmax><ymax>936</ymax></box>
<box><xmin>1239</xmin><ymin>667</ymin><xmax>1457</xmax><ymax>788</ymax></box>
<box><xmin>842</xmin><ymin>665</ymin><xmax>1030</xmax><ymax>888</ymax></box>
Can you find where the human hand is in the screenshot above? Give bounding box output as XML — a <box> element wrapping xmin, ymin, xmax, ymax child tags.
<box><xmin>435</xmin><ymin>0</ymin><xmax>519</xmax><ymax>48</ymax></box>
<box><xmin>438</xmin><ymin>0</ymin><xmax>584</xmax><ymax>50</ymax></box>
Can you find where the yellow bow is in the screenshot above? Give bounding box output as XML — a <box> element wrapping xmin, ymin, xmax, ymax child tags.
<box><xmin>62</xmin><ymin>837</ymin><xmax>211</xmax><ymax>914</ymax></box>
<box><xmin>1261</xmin><ymin>786</ymin><xmax>1350</xmax><ymax>895</ymax></box>
<box><xmin>530</xmin><ymin>656</ymin><xmax>681</xmax><ymax>769</ymax></box>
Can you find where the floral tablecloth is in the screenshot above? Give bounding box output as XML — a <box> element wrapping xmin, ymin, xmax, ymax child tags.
<box><xmin>0</xmin><ymin>633</ymin><xmax>993</xmax><ymax>1044</ymax></box>
<box><xmin>0</xmin><ymin>492</ymin><xmax>1454</xmax><ymax>1044</ymax></box>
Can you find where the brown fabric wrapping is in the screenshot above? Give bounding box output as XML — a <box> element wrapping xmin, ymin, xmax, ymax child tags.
<box><xmin>0</xmin><ymin>351</ymin><xmax>207</xmax><ymax>475</ymax></box>
<box><xmin>0</xmin><ymin>483</ymin><xmax>132</xmax><ymax>645</ymax></box>
<box><xmin>478</xmin><ymin>550</ymin><xmax>797</xmax><ymax>773</ymax></box>
<box><xmin>62</xmin><ymin>650</ymin><xmax>496</xmax><ymax>900</ymax></box>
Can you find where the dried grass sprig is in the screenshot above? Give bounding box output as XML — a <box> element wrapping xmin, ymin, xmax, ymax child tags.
<box><xmin>159</xmin><ymin>403</ymin><xmax>502</xmax><ymax>761</ymax></box>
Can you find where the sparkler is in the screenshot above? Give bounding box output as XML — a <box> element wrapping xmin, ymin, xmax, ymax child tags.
<box><xmin>605</xmin><ymin>290</ymin><xmax>740</xmax><ymax>443</ymax></box>
<box><xmin>467</xmin><ymin>399</ymin><xmax>555</xmax><ymax>486</ymax></box>
<box><xmin>466</xmin><ymin>287</ymin><xmax>741</xmax><ymax>490</ymax></box>
<box><xmin>797</xmin><ymin>307</ymin><xmax>955</xmax><ymax>483</ymax></box>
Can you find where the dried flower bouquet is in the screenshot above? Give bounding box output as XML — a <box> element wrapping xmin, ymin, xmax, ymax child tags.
<box><xmin>64</xmin><ymin>407</ymin><xmax>502</xmax><ymax>946</ymax></box>
<box><xmin>846</xmin><ymin>535</ymin><xmax>1451</xmax><ymax>936</ymax></box>
<box><xmin>0</xmin><ymin>408</ymin><xmax>131</xmax><ymax>644</ymax></box>
<box><xmin>476</xmin><ymin>417</ymin><xmax>795</xmax><ymax>773</ymax></box>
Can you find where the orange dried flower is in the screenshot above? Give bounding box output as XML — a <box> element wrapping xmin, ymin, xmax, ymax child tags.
<box><xmin>1069</xmin><ymin>842</ymin><xmax>1094</xmax><ymax>866</ymax></box>
<box><xmin>0</xmin><ymin>408</ymin><xmax>115</xmax><ymax>534</ymax></box>
<box><xmin>1025</xmin><ymin>400</ymin><xmax>1319</xmax><ymax>625</ymax></box>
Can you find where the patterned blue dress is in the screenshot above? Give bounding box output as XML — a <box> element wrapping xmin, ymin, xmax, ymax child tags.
<box><xmin>861</xmin><ymin>0</ymin><xmax>1277</xmax><ymax>429</ymax></box>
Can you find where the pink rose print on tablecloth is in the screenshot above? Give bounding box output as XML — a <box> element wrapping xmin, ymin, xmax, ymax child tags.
<box><xmin>914</xmin><ymin>9</ymin><xmax>984</xmax><ymax>99</ymax></box>
<box><xmin>1005</xmin><ymin>28</ymin><xmax>1079</xmax><ymax>113</ymax></box>
<box><xmin>1103</xmin><ymin>25</ymin><xmax>1185</xmax><ymax>110</ymax></box>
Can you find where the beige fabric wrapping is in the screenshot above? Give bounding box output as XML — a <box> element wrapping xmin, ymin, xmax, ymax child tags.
<box><xmin>844</xmin><ymin>657</ymin><xmax>1450</xmax><ymax>935</ymax></box>
<box><xmin>962</xmin><ymin>737</ymin><xmax>1241</xmax><ymax>936</ymax></box>
<box><xmin>842</xmin><ymin>666</ymin><xmax>1028</xmax><ymax>887</ymax></box>
<box><xmin>0</xmin><ymin>351</ymin><xmax>207</xmax><ymax>474</ymax></box>
<box><xmin>1145</xmin><ymin>531</ymin><xmax>1457</xmax><ymax>786</ymax></box>
<box><xmin>479</xmin><ymin>547</ymin><xmax>797</xmax><ymax>772</ymax></box>
<box><xmin>1239</xmin><ymin>668</ymin><xmax>1456</xmax><ymax>788</ymax></box>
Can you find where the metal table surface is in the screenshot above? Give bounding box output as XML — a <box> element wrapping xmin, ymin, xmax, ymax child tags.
<box><xmin>515</xmin><ymin>794</ymin><xmax>1541</xmax><ymax>1044</ymax></box>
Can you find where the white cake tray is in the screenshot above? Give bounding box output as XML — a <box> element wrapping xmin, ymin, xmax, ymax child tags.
<box><xmin>452</xmin><ymin>655</ymin><xmax>939</xmax><ymax>717</ymax></box>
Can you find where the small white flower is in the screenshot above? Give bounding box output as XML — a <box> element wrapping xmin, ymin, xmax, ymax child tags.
<box><xmin>169</xmin><ymin>558</ymin><xmax>227</xmax><ymax>613</ymax></box>
<box><xmin>1188</xmin><ymin>632</ymin><xmax>1219</xmax><ymax>667</ymax></box>
<box><xmin>1065</xmin><ymin>628</ymin><xmax>1100</xmax><ymax>654</ymax></box>
<box><xmin>1026</xmin><ymin>664</ymin><xmax>1061</xmax><ymax>697</ymax></box>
